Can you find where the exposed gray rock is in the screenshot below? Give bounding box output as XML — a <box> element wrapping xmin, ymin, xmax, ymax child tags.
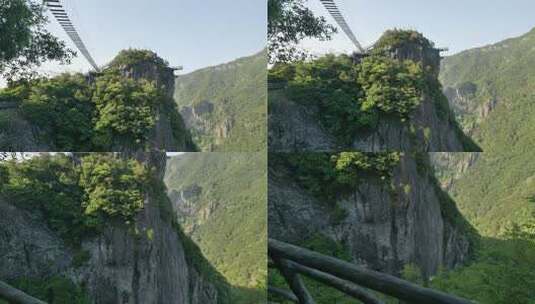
<box><xmin>0</xmin><ymin>153</ymin><xmax>221</xmax><ymax>303</ymax></box>
<box><xmin>0</xmin><ymin>109</ymin><xmax>53</xmax><ymax>151</ymax></box>
<box><xmin>268</xmin><ymin>95</ymin><xmax>339</xmax><ymax>152</ymax></box>
<box><xmin>269</xmin><ymin>154</ymin><xmax>473</xmax><ymax>279</ymax></box>
<box><xmin>269</xmin><ymin>43</ymin><xmax>475</xmax><ymax>152</ymax></box>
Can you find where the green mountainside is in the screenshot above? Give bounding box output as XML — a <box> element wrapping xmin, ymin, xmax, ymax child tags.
<box><xmin>164</xmin><ymin>153</ymin><xmax>267</xmax><ymax>303</ymax></box>
<box><xmin>174</xmin><ymin>50</ymin><xmax>267</xmax><ymax>152</ymax></box>
<box><xmin>426</xmin><ymin>28</ymin><xmax>535</xmax><ymax>303</ymax></box>
<box><xmin>439</xmin><ymin>27</ymin><xmax>535</xmax><ymax>236</ymax></box>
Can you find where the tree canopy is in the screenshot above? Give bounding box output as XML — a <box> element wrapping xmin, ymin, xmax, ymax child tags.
<box><xmin>268</xmin><ymin>0</ymin><xmax>336</xmax><ymax>63</ymax></box>
<box><xmin>0</xmin><ymin>0</ymin><xmax>75</xmax><ymax>81</ymax></box>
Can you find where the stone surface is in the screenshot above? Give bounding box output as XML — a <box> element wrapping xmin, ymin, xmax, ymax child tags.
<box><xmin>268</xmin><ymin>154</ymin><xmax>472</xmax><ymax>278</ymax></box>
<box><xmin>0</xmin><ymin>153</ymin><xmax>221</xmax><ymax>304</ymax></box>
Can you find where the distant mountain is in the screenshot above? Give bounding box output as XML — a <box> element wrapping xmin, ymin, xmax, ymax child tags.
<box><xmin>438</xmin><ymin>27</ymin><xmax>535</xmax><ymax>236</ymax></box>
<box><xmin>174</xmin><ymin>50</ymin><xmax>267</xmax><ymax>152</ymax></box>
<box><xmin>164</xmin><ymin>153</ymin><xmax>267</xmax><ymax>303</ymax></box>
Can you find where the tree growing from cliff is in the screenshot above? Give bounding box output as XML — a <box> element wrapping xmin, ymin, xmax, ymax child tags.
<box><xmin>91</xmin><ymin>72</ymin><xmax>162</xmax><ymax>149</ymax></box>
<box><xmin>268</xmin><ymin>0</ymin><xmax>336</xmax><ymax>63</ymax></box>
<box><xmin>357</xmin><ymin>55</ymin><xmax>425</xmax><ymax>119</ymax></box>
<box><xmin>0</xmin><ymin>0</ymin><xmax>75</xmax><ymax>80</ymax></box>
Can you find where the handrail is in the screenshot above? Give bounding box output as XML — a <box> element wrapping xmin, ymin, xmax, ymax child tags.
<box><xmin>0</xmin><ymin>280</ymin><xmax>47</xmax><ymax>304</ymax></box>
<box><xmin>269</xmin><ymin>238</ymin><xmax>474</xmax><ymax>304</ymax></box>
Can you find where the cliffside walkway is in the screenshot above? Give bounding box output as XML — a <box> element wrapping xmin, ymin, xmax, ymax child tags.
<box><xmin>268</xmin><ymin>238</ymin><xmax>475</xmax><ymax>304</ymax></box>
<box><xmin>0</xmin><ymin>280</ymin><xmax>47</xmax><ymax>304</ymax></box>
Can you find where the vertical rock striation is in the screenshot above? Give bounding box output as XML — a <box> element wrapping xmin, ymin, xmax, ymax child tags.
<box><xmin>269</xmin><ymin>153</ymin><xmax>475</xmax><ymax>279</ymax></box>
<box><xmin>0</xmin><ymin>153</ymin><xmax>224</xmax><ymax>303</ymax></box>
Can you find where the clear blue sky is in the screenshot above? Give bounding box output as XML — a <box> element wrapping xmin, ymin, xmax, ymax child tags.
<box><xmin>302</xmin><ymin>0</ymin><xmax>535</xmax><ymax>56</ymax></box>
<box><xmin>40</xmin><ymin>0</ymin><xmax>266</xmax><ymax>75</ymax></box>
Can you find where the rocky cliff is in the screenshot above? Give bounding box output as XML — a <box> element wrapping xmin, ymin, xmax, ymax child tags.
<box><xmin>268</xmin><ymin>31</ymin><xmax>479</xmax><ymax>152</ymax></box>
<box><xmin>269</xmin><ymin>153</ymin><xmax>475</xmax><ymax>279</ymax></box>
<box><xmin>0</xmin><ymin>50</ymin><xmax>195</xmax><ymax>152</ymax></box>
<box><xmin>0</xmin><ymin>153</ymin><xmax>226</xmax><ymax>304</ymax></box>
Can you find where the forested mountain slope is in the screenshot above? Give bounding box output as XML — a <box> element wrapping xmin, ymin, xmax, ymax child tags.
<box><xmin>165</xmin><ymin>153</ymin><xmax>267</xmax><ymax>303</ymax></box>
<box><xmin>420</xmin><ymin>28</ymin><xmax>535</xmax><ymax>304</ymax></box>
<box><xmin>174</xmin><ymin>50</ymin><xmax>267</xmax><ymax>151</ymax></box>
<box><xmin>438</xmin><ymin>27</ymin><xmax>535</xmax><ymax>236</ymax></box>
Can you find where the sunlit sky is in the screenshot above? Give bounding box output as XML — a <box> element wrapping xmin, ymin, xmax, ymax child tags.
<box><xmin>4</xmin><ymin>0</ymin><xmax>535</xmax><ymax>85</ymax></box>
<box><xmin>33</xmin><ymin>0</ymin><xmax>266</xmax><ymax>76</ymax></box>
<box><xmin>301</xmin><ymin>0</ymin><xmax>535</xmax><ymax>56</ymax></box>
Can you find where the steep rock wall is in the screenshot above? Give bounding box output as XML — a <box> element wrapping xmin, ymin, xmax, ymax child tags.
<box><xmin>269</xmin><ymin>154</ymin><xmax>474</xmax><ymax>278</ymax></box>
<box><xmin>0</xmin><ymin>153</ymin><xmax>221</xmax><ymax>304</ymax></box>
<box><xmin>269</xmin><ymin>44</ymin><xmax>477</xmax><ymax>152</ymax></box>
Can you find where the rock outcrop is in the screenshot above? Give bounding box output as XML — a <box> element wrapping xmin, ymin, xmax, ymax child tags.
<box><xmin>0</xmin><ymin>153</ymin><xmax>224</xmax><ymax>304</ymax></box>
<box><xmin>269</xmin><ymin>36</ymin><xmax>478</xmax><ymax>152</ymax></box>
<box><xmin>269</xmin><ymin>153</ymin><xmax>474</xmax><ymax>278</ymax></box>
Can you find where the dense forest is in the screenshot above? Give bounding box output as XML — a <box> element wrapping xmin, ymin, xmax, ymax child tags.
<box><xmin>165</xmin><ymin>153</ymin><xmax>267</xmax><ymax>303</ymax></box>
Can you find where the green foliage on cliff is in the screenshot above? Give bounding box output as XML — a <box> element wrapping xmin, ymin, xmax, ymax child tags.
<box><xmin>8</xmin><ymin>275</ymin><xmax>91</xmax><ymax>304</ymax></box>
<box><xmin>79</xmin><ymin>154</ymin><xmax>148</xmax><ymax>222</ymax></box>
<box><xmin>174</xmin><ymin>50</ymin><xmax>266</xmax><ymax>151</ymax></box>
<box><xmin>108</xmin><ymin>49</ymin><xmax>169</xmax><ymax>70</ymax></box>
<box><xmin>164</xmin><ymin>153</ymin><xmax>267</xmax><ymax>303</ymax></box>
<box><xmin>0</xmin><ymin>50</ymin><xmax>191</xmax><ymax>151</ymax></box>
<box><xmin>271</xmin><ymin>152</ymin><xmax>400</xmax><ymax>202</ymax></box>
<box><xmin>373</xmin><ymin>29</ymin><xmax>434</xmax><ymax>52</ymax></box>
<box><xmin>0</xmin><ymin>153</ymin><xmax>148</xmax><ymax>246</ymax></box>
<box><xmin>269</xmin><ymin>53</ymin><xmax>426</xmax><ymax>144</ymax></box>
<box><xmin>19</xmin><ymin>74</ymin><xmax>95</xmax><ymax>150</ymax></box>
<box><xmin>91</xmin><ymin>72</ymin><xmax>162</xmax><ymax>148</ymax></box>
<box><xmin>358</xmin><ymin>55</ymin><xmax>425</xmax><ymax>118</ymax></box>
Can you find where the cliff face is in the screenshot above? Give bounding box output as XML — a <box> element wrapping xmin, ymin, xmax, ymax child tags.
<box><xmin>269</xmin><ymin>153</ymin><xmax>474</xmax><ymax>278</ymax></box>
<box><xmin>0</xmin><ymin>52</ymin><xmax>195</xmax><ymax>152</ymax></box>
<box><xmin>269</xmin><ymin>41</ymin><xmax>477</xmax><ymax>152</ymax></box>
<box><xmin>0</xmin><ymin>153</ymin><xmax>222</xmax><ymax>304</ymax></box>
<box><xmin>107</xmin><ymin>62</ymin><xmax>195</xmax><ymax>152</ymax></box>
<box><xmin>0</xmin><ymin>106</ymin><xmax>53</xmax><ymax>151</ymax></box>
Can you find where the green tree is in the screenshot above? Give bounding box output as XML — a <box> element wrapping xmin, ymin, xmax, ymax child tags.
<box><xmin>92</xmin><ymin>72</ymin><xmax>162</xmax><ymax>149</ymax></box>
<box><xmin>268</xmin><ymin>0</ymin><xmax>336</xmax><ymax>63</ymax></box>
<box><xmin>0</xmin><ymin>0</ymin><xmax>75</xmax><ymax>80</ymax></box>
<box><xmin>19</xmin><ymin>74</ymin><xmax>95</xmax><ymax>150</ymax></box>
<box><xmin>357</xmin><ymin>55</ymin><xmax>425</xmax><ymax>118</ymax></box>
<box><xmin>79</xmin><ymin>154</ymin><xmax>148</xmax><ymax>223</ymax></box>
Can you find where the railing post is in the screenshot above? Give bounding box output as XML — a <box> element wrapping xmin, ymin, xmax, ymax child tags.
<box><xmin>272</xmin><ymin>256</ymin><xmax>316</xmax><ymax>304</ymax></box>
